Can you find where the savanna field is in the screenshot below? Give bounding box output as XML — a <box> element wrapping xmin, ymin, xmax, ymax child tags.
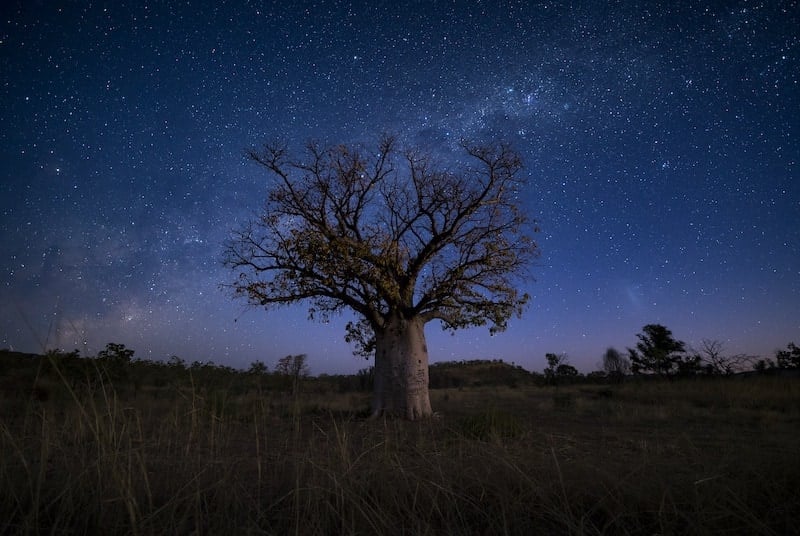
<box><xmin>1</xmin><ymin>350</ymin><xmax>798</xmax><ymax>535</ymax></box>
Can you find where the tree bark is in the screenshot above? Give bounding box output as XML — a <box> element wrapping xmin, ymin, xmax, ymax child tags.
<box><xmin>371</xmin><ymin>313</ymin><xmax>433</xmax><ymax>420</ymax></box>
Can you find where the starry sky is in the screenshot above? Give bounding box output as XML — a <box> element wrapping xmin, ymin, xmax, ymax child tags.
<box><xmin>1</xmin><ymin>1</ymin><xmax>798</xmax><ymax>375</ymax></box>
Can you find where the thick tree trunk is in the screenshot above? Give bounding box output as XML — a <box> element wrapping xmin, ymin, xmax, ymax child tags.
<box><xmin>371</xmin><ymin>314</ymin><xmax>433</xmax><ymax>420</ymax></box>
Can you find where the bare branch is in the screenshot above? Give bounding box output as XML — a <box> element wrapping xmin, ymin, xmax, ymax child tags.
<box><xmin>223</xmin><ymin>135</ymin><xmax>540</xmax><ymax>352</ymax></box>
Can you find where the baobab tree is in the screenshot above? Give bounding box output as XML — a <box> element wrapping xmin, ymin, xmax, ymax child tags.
<box><xmin>223</xmin><ymin>135</ymin><xmax>539</xmax><ymax>419</ymax></box>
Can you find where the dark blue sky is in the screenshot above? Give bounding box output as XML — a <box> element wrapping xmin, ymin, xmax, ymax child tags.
<box><xmin>1</xmin><ymin>1</ymin><xmax>798</xmax><ymax>374</ymax></box>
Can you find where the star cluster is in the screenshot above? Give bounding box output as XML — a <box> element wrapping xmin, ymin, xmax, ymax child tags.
<box><xmin>1</xmin><ymin>1</ymin><xmax>798</xmax><ymax>373</ymax></box>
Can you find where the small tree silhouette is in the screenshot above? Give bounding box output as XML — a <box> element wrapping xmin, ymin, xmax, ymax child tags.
<box><xmin>544</xmin><ymin>353</ymin><xmax>575</xmax><ymax>385</ymax></box>
<box><xmin>555</xmin><ymin>363</ymin><xmax>578</xmax><ymax>377</ymax></box>
<box><xmin>275</xmin><ymin>354</ymin><xmax>310</xmax><ymax>394</ymax></box>
<box><xmin>776</xmin><ymin>342</ymin><xmax>800</xmax><ymax>369</ymax></box>
<box><xmin>627</xmin><ymin>324</ymin><xmax>695</xmax><ymax>377</ymax></box>
<box><xmin>167</xmin><ymin>355</ymin><xmax>186</xmax><ymax>369</ymax></box>
<box><xmin>602</xmin><ymin>347</ymin><xmax>630</xmax><ymax>382</ymax></box>
<box><xmin>693</xmin><ymin>339</ymin><xmax>756</xmax><ymax>375</ymax></box>
<box><xmin>247</xmin><ymin>360</ymin><xmax>269</xmax><ymax>375</ymax></box>
<box><xmin>97</xmin><ymin>342</ymin><xmax>134</xmax><ymax>363</ymax></box>
<box><xmin>96</xmin><ymin>342</ymin><xmax>135</xmax><ymax>383</ymax></box>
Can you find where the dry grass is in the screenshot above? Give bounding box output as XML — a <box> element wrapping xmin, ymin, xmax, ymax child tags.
<box><xmin>1</xmin><ymin>368</ymin><xmax>798</xmax><ymax>535</ymax></box>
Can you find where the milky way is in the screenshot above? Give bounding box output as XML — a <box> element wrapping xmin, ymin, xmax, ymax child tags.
<box><xmin>1</xmin><ymin>1</ymin><xmax>798</xmax><ymax>374</ymax></box>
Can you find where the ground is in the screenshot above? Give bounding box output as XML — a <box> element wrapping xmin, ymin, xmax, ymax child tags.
<box><xmin>1</xmin><ymin>355</ymin><xmax>798</xmax><ymax>534</ymax></box>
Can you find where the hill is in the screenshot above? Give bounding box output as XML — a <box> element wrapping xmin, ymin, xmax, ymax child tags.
<box><xmin>429</xmin><ymin>359</ymin><xmax>538</xmax><ymax>388</ymax></box>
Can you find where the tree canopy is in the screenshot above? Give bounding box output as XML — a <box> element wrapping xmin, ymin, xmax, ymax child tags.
<box><xmin>223</xmin><ymin>135</ymin><xmax>538</xmax><ymax>351</ymax></box>
<box><xmin>627</xmin><ymin>324</ymin><xmax>696</xmax><ymax>377</ymax></box>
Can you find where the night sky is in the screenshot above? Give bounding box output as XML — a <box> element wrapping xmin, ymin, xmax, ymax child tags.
<box><xmin>2</xmin><ymin>1</ymin><xmax>798</xmax><ymax>374</ymax></box>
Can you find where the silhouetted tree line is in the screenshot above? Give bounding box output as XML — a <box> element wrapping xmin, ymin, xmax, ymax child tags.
<box><xmin>600</xmin><ymin>325</ymin><xmax>797</xmax><ymax>379</ymax></box>
<box><xmin>0</xmin><ymin>344</ymin><xmax>316</xmax><ymax>400</ymax></box>
<box><xmin>3</xmin><ymin>330</ymin><xmax>797</xmax><ymax>403</ymax></box>
<box><xmin>538</xmin><ymin>325</ymin><xmax>799</xmax><ymax>385</ymax></box>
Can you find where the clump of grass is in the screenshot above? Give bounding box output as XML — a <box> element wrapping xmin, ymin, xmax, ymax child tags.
<box><xmin>456</xmin><ymin>407</ymin><xmax>524</xmax><ymax>440</ymax></box>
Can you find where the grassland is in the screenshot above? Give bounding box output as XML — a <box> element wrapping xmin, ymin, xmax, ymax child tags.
<box><xmin>1</xmin><ymin>353</ymin><xmax>798</xmax><ymax>535</ymax></box>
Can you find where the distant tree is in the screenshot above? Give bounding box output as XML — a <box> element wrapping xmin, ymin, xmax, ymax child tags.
<box><xmin>45</xmin><ymin>348</ymin><xmax>81</xmax><ymax>360</ymax></box>
<box><xmin>675</xmin><ymin>353</ymin><xmax>702</xmax><ymax>377</ymax></box>
<box><xmin>223</xmin><ymin>135</ymin><xmax>539</xmax><ymax>419</ymax></box>
<box><xmin>627</xmin><ymin>324</ymin><xmax>695</xmax><ymax>377</ymax></box>
<box><xmin>97</xmin><ymin>342</ymin><xmax>134</xmax><ymax>363</ymax></box>
<box><xmin>275</xmin><ymin>354</ymin><xmax>310</xmax><ymax>394</ymax></box>
<box><xmin>753</xmin><ymin>358</ymin><xmax>776</xmax><ymax>372</ymax></box>
<box><xmin>167</xmin><ymin>355</ymin><xmax>186</xmax><ymax>369</ymax></box>
<box><xmin>555</xmin><ymin>363</ymin><xmax>579</xmax><ymax>377</ymax></box>
<box><xmin>275</xmin><ymin>354</ymin><xmax>310</xmax><ymax>378</ymax></box>
<box><xmin>544</xmin><ymin>352</ymin><xmax>563</xmax><ymax>382</ymax></box>
<box><xmin>601</xmin><ymin>347</ymin><xmax>630</xmax><ymax>382</ymax></box>
<box><xmin>775</xmin><ymin>342</ymin><xmax>800</xmax><ymax>369</ymax></box>
<box><xmin>693</xmin><ymin>339</ymin><xmax>756</xmax><ymax>375</ymax></box>
<box><xmin>95</xmin><ymin>343</ymin><xmax>135</xmax><ymax>384</ymax></box>
<box><xmin>694</xmin><ymin>339</ymin><xmax>726</xmax><ymax>375</ymax></box>
<box><xmin>247</xmin><ymin>360</ymin><xmax>269</xmax><ymax>375</ymax></box>
<box><xmin>246</xmin><ymin>360</ymin><xmax>269</xmax><ymax>393</ymax></box>
<box><xmin>544</xmin><ymin>353</ymin><xmax>575</xmax><ymax>385</ymax></box>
